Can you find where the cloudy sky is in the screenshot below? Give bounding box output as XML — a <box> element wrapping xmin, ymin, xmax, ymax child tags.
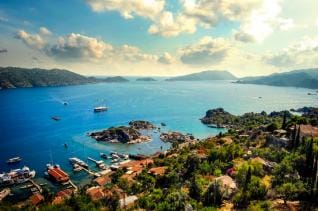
<box><xmin>0</xmin><ymin>0</ymin><xmax>318</xmax><ymax>77</ymax></box>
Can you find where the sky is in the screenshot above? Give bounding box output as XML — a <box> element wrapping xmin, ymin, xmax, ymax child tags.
<box><xmin>0</xmin><ymin>0</ymin><xmax>318</xmax><ymax>77</ymax></box>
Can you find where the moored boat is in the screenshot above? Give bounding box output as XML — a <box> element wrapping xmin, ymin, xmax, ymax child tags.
<box><xmin>69</xmin><ymin>157</ymin><xmax>88</xmax><ymax>169</ymax></box>
<box><xmin>0</xmin><ymin>166</ymin><xmax>36</xmax><ymax>186</ymax></box>
<box><xmin>94</xmin><ymin>106</ymin><xmax>108</xmax><ymax>112</ymax></box>
<box><xmin>6</xmin><ymin>157</ymin><xmax>22</xmax><ymax>164</ymax></box>
<box><xmin>46</xmin><ymin>164</ymin><xmax>69</xmax><ymax>183</ymax></box>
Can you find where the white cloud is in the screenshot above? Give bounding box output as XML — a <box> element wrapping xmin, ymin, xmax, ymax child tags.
<box><xmin>179</xmin><ymin>36</ymin><xmax>232</xmax><ymax>65</ymax></box>
<box><xmin>263</xmin><ymin>37</ymin><xmax>318</xmax><ymax>67</ymax></box>
<box><xmin>113</xmin><ymin>44</ymin><xmax>158</xmax><ymax>63</ymax></box>
<box><xmin>85</xmin><ymin>0</ymin><xmax>165</xmax><ymax>20</ymax></box>
<box><xmin>39</xmin><ymin>27</ymin><xmax>52</xmax><ymax>36</ymax></box>
<box><xmin>235</xmin><ymin>0</ymin><xmax>294</xmax><ymax>43</ymax></box>
<box><xmin>158</xmin><ymin>52</ymin><xmax>175</xmax><ymax>64</ymax></box>
<box><xmin>148</xmin><ymin>12</ymin><xmax>196</xmax><ymax>37</ymax></box>
<box><xmin>15</xmin><ymin>30</ymin><xmax>46</xmax><ymax>49</ymax></box>
<box><xmin>47</xmin><ymin>33</ymin><xmax>112</xmax><ymax>60</ymax></box>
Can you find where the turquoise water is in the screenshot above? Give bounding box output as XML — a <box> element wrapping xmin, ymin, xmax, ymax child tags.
<box><xmin>0</xmin><ymin>80</ymin><xmax>317</xmax><ymax>186</ymax></box>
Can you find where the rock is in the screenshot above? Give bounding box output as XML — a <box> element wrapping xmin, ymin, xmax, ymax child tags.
<box><xmin>128</xmin><ymin>120</ymin><xmax>156</xmax><ymax>130</ymax></box>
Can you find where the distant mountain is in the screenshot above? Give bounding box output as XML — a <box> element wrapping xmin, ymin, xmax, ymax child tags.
<box><xmin>102</xmin><ymin>76</ymin><xmax>129</xmax><ymax>83</ymax></box>
<box><xmin>166</xmin><ymin>70</ymin><xmax>237</xmax><ymax>81</ymax></box>
<box><xmin>0</xmin><ymin>67</ymin><xmax>128</xmax><ymax>89</ymax></box>
<box><xmin>136</xmin><ymin>77</ymin><xmax>157</xmax><ymax>81</ymax></box>
<box><xmin>236</xmin><ymin>68</ymin><xmax>318</xmax><ymax>89</ymax></box>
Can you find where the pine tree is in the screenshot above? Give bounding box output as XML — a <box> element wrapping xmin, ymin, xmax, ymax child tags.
<box><xmin>282</xmin><ymin>111</ymin><xmax>287</xmax><ymax>129</ymax></box>
<box><xmin>295</xmin><ymin>125</ymin><xmax>301</xmax><ymax>149</ymax></box>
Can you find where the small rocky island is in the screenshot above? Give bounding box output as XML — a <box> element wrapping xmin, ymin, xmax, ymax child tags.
<box><xmin>89</xmin><ymin>120</ymin><xmax>155</xmax><ymax>144</ymax></box>
<box><xmin>136</xmin><ymin>77</ymin><xmax>157</xmax><ymax>81</ymax></box>
<box><xmin>160</xmin><ymin>131</ymin><xmax>194</xmax><ymax>143</ymax></box>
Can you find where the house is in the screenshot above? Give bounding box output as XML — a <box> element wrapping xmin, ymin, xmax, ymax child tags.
<box><xmin>119</xmin><ymin>195</ymin><xmax>138</xmax><ymax>208</ymax></box>
<box><xmin>299</xmin><ymin>124</ymin><xmax>318</xmax><ymax>138</ymax></box>
<box><xmin>94</xmin><ymin>174</ymin><xmax>112</xmax><ymax>186</ymax></box>
<box><xmin>29</xmin><ymin>193</ymin><xmax>44</xmax><ymax>206</ymax></box>
<box><xmin>148</xmin><ymin>166</ymin><xmax>167</xmax><ymax>176</ymax></box>
<box><xmin>52</xmin><ymin>189</ymin><xmax>73</xmax><ymax>205</ymax></box>
<box><xmin>86</xmin><ymin>186</ymin><xmax>105</xmax><ymax>201</ymax></box>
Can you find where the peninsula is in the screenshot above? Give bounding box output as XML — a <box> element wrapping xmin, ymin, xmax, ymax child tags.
<box><xmin>236</xmin><ymin>68</ymin><xmax>318</xmax><ymax>89</ymax></box>
<box><xmin>0</xmin><ymin>67</ymin><xmax>129</xmax><ymax>89</ymax></box>
<box><xmin>166</xmin><ymin>70</ymin><xmax>237</xmax><ymax>81</ymax></box>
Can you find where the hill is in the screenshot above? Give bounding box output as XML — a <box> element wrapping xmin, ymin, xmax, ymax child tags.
<box><xmin>0</xmin><ymin>67</ymin><xmax>128</xmax><ymax>89</ymax></box>
<box><xmin>166</xmin><ymin>70</ymin><xmax>237</xmax><ymax>81</ymax></box>
<box><xmin>236</xmin><ymin>68</ymin><xmax>318</xmax><ymax>89</ymax></box>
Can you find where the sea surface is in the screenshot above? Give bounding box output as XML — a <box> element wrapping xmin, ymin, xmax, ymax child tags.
<box><xmin>0</xmin><ymin>80</ymin><xmax>317</xmax><ymax>191</ymax></box>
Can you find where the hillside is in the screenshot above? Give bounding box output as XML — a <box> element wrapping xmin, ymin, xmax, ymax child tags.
<box><xmin>236</xmin><ymin>68</ymin><xmax>318</xmax><ymax>89</ymax></box>
<box><xmin>0</xmin><ymin>67</ymin><xmax>128</xmax><ymax>89</ymax></box>
<box><xmin>166</xmin><ymin>70</ymin><xmax>237</xmax><ymax>81</ymax></box>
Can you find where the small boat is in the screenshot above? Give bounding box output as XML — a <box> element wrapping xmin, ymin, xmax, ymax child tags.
<box><xmin>69</xmin><ymin>157</ymin><xmax>88</xmax><ymax>169</ymax></box>
<box><xmin>72</xmin><ymin>164</ymin><xmax>82</xmax><ymax>172</ymax></box>
<box><xmin>100</xmin><ymin>153</ymin><xmax>108</xmax><ymax>159</ymax></box>
<box><xmin>6</xmin><ymin>157</ymin><xmax>22</xmax><ymax>164</ymax></box>
<box><xmin>51</xmin><ymin>116</ymin><xmax>60</xmax><ymax>121</ymax></box>
<box><xmin>94</xmin><ymin>106</ymin><xmax>108</xmax><ymax>113</ymax></box>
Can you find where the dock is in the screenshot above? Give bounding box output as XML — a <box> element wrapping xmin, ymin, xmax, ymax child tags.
<box><xmin>67</xmin><ymin>180</ymin><xmax>78</xmax><ymax>192</ymax></box>
<box><xmin>87</xmin><ymin>157</ymin><xmax>103</xmax><ymax>165</ymax></box>
<box><xmin>29</xmin><ymin>179</ymin><xmax>43</xmax><ymax>193</ymax></box>
<box><xmin>79</xmin><ymin>166</ymin><xmax>101</xmax><ymax>177</ymax></box>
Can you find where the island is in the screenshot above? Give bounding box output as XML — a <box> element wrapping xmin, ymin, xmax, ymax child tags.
<box><xmin>136</xmin><ymin>77</ymin><xmax>157</xmax><ymax>81</ymax></box>
<box><xmin>0</xmin><ymin>67</ymin><xmax>129</xmax><ymax>89</ymax></box>
<box><xmin>235</xmin><ymin>68</ymin><xmax>318</xmax><ymax>89</ymax></box>
<box><xmin>165</xmin><ymin>70</ymin><xmax>237</xmax><ymax>81</ymax></box>
<box><xmin>101</xmin><ymin>76</ymin><xmax>129</xmax><ymax>83</ymax></box>
<box><xmin>89</xmin><ymin>120</ymin><xmax>155</xmax><ymax>144</ymax></box>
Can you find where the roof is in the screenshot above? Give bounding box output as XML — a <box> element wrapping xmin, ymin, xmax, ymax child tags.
<box><xmin>299</xmin><ymin>124</ymin><xmax>318</xmax><ymax>137</ymax></box>
<box><xmin>86</xmin><ymin>186</ymin><xmax>105</xmax><ymax>201</ymax></box>
<box><xmin>29</xmin><ymin>193</ymin><xmax>44</xmax><ymax>206</ymax></box>
<box><xmin>119</xmin><ymin>195</ymin><xmax>138</xmax><ymax>208</ymax></box>
<box><xmin>148</xmin><ymin>166</ymin><xmax>167</xmax><ymax>176</ymax></box>
<box><xmin>94</xmin><ymin>175</ymin><xmax>111</xmax><ymax>186</ymax></box>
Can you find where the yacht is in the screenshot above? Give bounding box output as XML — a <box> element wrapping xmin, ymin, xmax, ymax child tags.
<box><xmin>94</xmin><ymin>106</ymin><xmax>108</xmax><ymax>112</ymax></box>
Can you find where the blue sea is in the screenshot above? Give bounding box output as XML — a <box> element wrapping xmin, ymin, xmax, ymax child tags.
<box><xmin>0</xmin><ymin>80</ymin><xmax>317</xmax><ymax>190</ymax></box>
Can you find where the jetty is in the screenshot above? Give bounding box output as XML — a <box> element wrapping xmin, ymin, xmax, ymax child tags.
<box><xmin>68</xmin><ymin>180</ymin><xmax>78</xmax><ymax>192</ymax></box>
<box><xmin>77</xmin><ymin>166</ymin><xmax>101</xmax><ymax>177</ymax></box>
<box><xmin>88</xmin><ymin>157</ymin><xmax>108</xmax><ymax>170</ymax></box>
<box><xmin>29</xmin><ymin>179</ymin><xmax>42</xmax><ymax>193</ymax></box>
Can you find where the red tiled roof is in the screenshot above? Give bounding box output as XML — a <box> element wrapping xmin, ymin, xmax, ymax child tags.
<box><xmin>30</xmin><ymin>193</ymin><xmax>44</xmax><ymax>205</ymax></box>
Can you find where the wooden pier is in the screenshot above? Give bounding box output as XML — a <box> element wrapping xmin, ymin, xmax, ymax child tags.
<box><xmin>67</xmin><ymin>180</ymin><xmax>78</xmax><ymax>192</ymax></box>
<box><xmin>29</xmin><ymin>179</ymin><xmax>43</xmax><ymax>193</ymax></box>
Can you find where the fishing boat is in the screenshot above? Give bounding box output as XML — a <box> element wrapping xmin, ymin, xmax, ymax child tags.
<box><xmin>51</xmin><ymin>116</ymin><xmax>61</xmax><ymax>121</ymax></box>
<box><xmin>100</xmin><ymin>153</ymin><xmax>108</xmax><ymax>159</ymax></box>
<box><xmin>94</xmin><ymin>106</ymin><xmax>108</xmax><ymax>112</ymax></box>
<box><xmin>46</xmin><ymin>164</ymin><xmax>69</xmax><ymax>183</ymax></box>
<box><xmin>69</xmin><ymin>157</ymin><xmax>88</xmax><ymax>169</ymax></box>
<box><xmin>0</xmin><ymin>166</ymin><xmax>36</xmax><ymax>185</ymax></box>
<box><xmin>6</xmin><ymin>157</ymin><xmax>22</xmax><ymax>164</ymax></box>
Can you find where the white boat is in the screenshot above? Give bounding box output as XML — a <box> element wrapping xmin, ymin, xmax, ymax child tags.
<box><xmin>69</xmin><ymin>157</ymin><xmax>88</xmax><ymax>168</ymax></box>
<box><xmin>6</xmin><ymin>157</ymin><xmax>22</xmax><ymax>164</ymax></box>
<box><xmin>94</xmin><ymin>106</ymin><xmax>108</xmax><ymax>112</ymax></box>
<box><xmin>0</xmin><ymin>166</ymin><xmax>36</xmax><ymax>185</ymax></box>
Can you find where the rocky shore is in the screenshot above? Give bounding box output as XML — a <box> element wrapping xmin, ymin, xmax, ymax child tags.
<box><xmin>160</xmin><ymin>131</ymin><xmax>194</xmax><ymax>143</ymax></box>
<box><xmin>89</xmin><ymin>121</ymin><xmax>154</xmax><ymax>144</ymax></box>
<box><xmin>128</xmin><ymin>120</ymin><xmax>156</xmax><ymax>130</ymax></box>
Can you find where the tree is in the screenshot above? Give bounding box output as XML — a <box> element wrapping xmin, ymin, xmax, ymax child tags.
<box><xmin>189</xmin><ymin>177</ymin><xmax>202</xmax><ymax>201</ymax></box>
<box><xmin>203</xmin><ymin>180</ymin><xmax>223</xmax><ymax>206</ymax></box>
<box><xmin>276</xmin><ymin>182</ymin><xmax>305</xmax><ymax>204</ymax></box>
<box><xmin>282</xmin><ymin>111</ymin><xmax>287</xmax><ymax>129</ymax></box>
